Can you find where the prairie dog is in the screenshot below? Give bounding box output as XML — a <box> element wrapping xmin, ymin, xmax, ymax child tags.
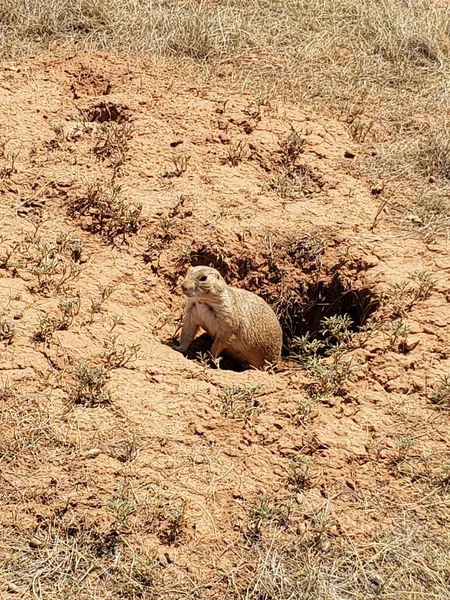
<box><xmin>175</xmin><ymin>266</ymin><xmax>282</xmax><ymax>369</ymax></box>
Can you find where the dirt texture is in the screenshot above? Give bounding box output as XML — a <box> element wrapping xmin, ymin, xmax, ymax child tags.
<box><xmin>0</xmin><ymin>52</ymin><xmax>449</xmax><ymax>598</ymax></box>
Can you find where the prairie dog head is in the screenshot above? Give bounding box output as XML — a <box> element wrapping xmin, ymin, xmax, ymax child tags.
<box><xmin>181</xmin><ymin>266</ymin><xmax>227</xmax><ymax>299</ymax></box>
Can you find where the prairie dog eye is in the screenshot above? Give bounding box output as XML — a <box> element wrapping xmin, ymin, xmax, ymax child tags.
<box><xmin>199</xmin><ymin>275</ymin><xmax>207</xmax><ymax>282</ymax></box>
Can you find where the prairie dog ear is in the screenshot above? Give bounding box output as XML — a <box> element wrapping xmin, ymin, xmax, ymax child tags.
<box><xmin>215</xmin><ymin>271</ymin><xmax>220</xmax><ymax>279</ymax></box>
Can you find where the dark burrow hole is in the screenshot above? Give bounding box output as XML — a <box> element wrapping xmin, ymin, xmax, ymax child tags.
<box><xmin>85</xmin><ymin>101</ymin><xmax>129</xmax><ymax>123</ymax></box>
<box><xmin>181</xmin><ymin>333</ymin><xmax>247</xmax><ymax>372</ymax></box>
<box><xmin>176</xmin><ymin>273</ymin><xmax>380</xmax><ymax>371</ymax></box>
<box><xmin>270</xmin><ymin>273</ymin><xmax>381</xmax><ymax>356</ymax></box>
<box><xmin>179</xmin><ymin>248</ymin><xmax>380</xmax><ymax>370</ymax></box>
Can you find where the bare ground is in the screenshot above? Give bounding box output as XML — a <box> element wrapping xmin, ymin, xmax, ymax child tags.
<box><xmin>0</xmin><ymin>51</ymin><xmax>449</xmax><ymax>599</ymax></box>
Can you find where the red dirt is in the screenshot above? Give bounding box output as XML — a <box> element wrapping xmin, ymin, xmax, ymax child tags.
<box><xmin>0</xmin><ymin>51</ymin><xmax>449</xmax><ymax>595</ymax></box>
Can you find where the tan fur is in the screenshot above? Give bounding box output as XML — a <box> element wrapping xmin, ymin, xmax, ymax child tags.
<box><xmin>175</xmin><ymin>266</ymin><xmax>283</xmax><ymax>369</ymax></box>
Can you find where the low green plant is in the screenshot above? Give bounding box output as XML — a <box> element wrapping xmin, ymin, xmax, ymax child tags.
<box><xmin>246</xmin><ymin>492</ymin><xmax>273</xmax><ymax>541</ymax></box>
<box><xmin>291</xmin><ymin>315</ymin><xmax>355</xmax><ymax>398</ymax></box>
<box><xmin>170</xmin><ymin>153</ymin><xmax>190</xmax><ymax>177</ymax></box>
<box><xmin>429</xmin><ymin>375</ymin><xmax>450</xmax><ymax>409</ymax></box>
<box><xmin>217</xmin><ymin>384</ymin><xmax>263</xmax><ymax>420</ymax></box>
<box><xmin>90</xmin><ymin>283</ymin><xmax>117</xmax><ymax>321</ymax></box>
<box><xmin>108</xmin><ymin>480</ymin><xmax>136</xmax><ymax>531</ymax></box>
<box><xmin>0</xmin><ymin>317</ymin><xmax>15</xmax><ymax>342</ymax></box>
<box><xmin>70</xmin><ymin>363</ymin><xmax>111</xmax><ymax>406</ymax></box>
<box><xmin>93</xmin><ymin>121</ymin><xmax>134</xmax><ymax>176</ymax></box>
<box><xmin>101</xmin><ymin>334</ymin><xmax>141</xmax><ymax>369</ymax></box>
<box><xmin>71</xmin><ymin>181</ymin><xmax>142</xmax><ymax>244</ymax></box>
<box><xmin>285</xmin><ymin>455</ymin><xmax>316</xmax><ymax>490</ymax></box>
<box><xmin>223</xmin><ymin>139</ymin><xmax>247</xmax><ymax>166</ymax></box>
<box><xmin>388</xmin><ymin>270</ymin><xmax>437</xmax><ymax>317</ymax></box>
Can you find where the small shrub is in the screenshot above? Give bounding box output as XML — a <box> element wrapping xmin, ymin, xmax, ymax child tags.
<box><xmin>0</xmin><ymin>317</ymin><xmax>15</xmax><ymax>342</ymax></box>
<box><xmin>388</xmin><ymin>270</ymin><xmax>437</xmax><ymax>317</ymax></box>
<box><xmin>286</xmin><ymin>456</ymin><xmax>316</xmax><ymax>490</ymax></box>
<box><xmin>58</xmin><ymin>291</ymin><xmax>81</xmax><ymax>329</ymax></box>
<box><xmin>171</xmin><ymin>153</ymin><xmax>190</xmax><ymax>177</ymax></box>
<box><xmin>70</xmin><ymin>363</ymin><xmax>110</xmax><ymax>406</ymax></box>
<box><xmin>280</xmin><ymin>126</ymin><xmax>305</xmax><ymax>167</ymax></box>
<box><xmin>142</xmin><ymin>488</ymin><xmax>187</xmax><ymax>546</ymax></box>
<box><xmin>217</xmin><ymin>385</ymin><xmax>262</xmax><ymax>420</ymax></box>
<box><xmin>93</xmin><ymin>121</ymin><xmax>134</xmax><ymax>175</ymax></box>
<box><xmin>90</xmin><ymin>283</ymin><xmax>116</xmax><ymax>321</ymax></box>
<box><xmin>71</xmin><ymin>181</ymin><xmax>142</xmax><ymax>244</ymax></box>
<box><xmin>429</xmin><ymin>375</ymin><xmax>450</xmax><ymax>409</ymax></box>
<box><xmin>101</xmin><ymin>334</ymin><xmax>141</xmax><ymax>369</ymax></box>
<box><xmin>107</xmin><ymin>480</ymin><xmax>136</xmax><ymax>532</ymax></box>
<box><xmin>288</xmin><ymin>233</ymin><xmax>326</xmax><ymax>269</ymax></box>
<box><xmin>246</xmin><ymin>492</ymin><xmax>273</xmax><ymax>541</ymax></box>
<box><xmin>222</xmin><ymin>139</ymin><xmax>247</xmax><ymax>166</ymax></box>
<box><xmin>33</xmin><ymin>313</ymin><xmax>58</xmax><ymax>343</ymax></box>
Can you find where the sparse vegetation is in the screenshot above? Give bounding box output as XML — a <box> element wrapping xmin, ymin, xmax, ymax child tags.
<box><xmin>93</xmin><ymin>121</ymin><xmax>134</xmax><ymax>176</ymax></box>
<box><xmin>408</xmin><ymin>189</ymin><xmax>450</xmax><ymax>240</ymax></box>
<box><xmin>217</xmin><ymin>384</ymin><xmax>263</xmax><ymax>421</ymax></box>
<box><xmin>71</xmin><ymin>180</ymin><xmax>142</xmax><ymax>244</ymax></box>
<box><xmin>291</xmin><ymin>315</ymin><xmax>356</xmax><ymax>398</ymax></box>
<box><xmin>288</xmin><ymin>233</ymin><xmax>326</xmax><ymax>270</ymax></box>
<box><xmin>0</xmin><ymin>229</ymin><xmax>85</xmax><ymax>295</ymax></box>
<box><xmin>168</xmin><ymin>153</ymin><xmax>190</xmax><ymax>177</ymax></box>
<box><xmin>141</xmin><ymin>487</ymin><xmax>187</xmax><ymax>546</ymax></box>
<box><xmin>387</xmin><ymin>270</ymin><xmax>437</xmax><ymax>317</ymax></box>
<box><xmin>268</xmin><ymin>127</ymin><xmax>310</xmax><ymax>200</ymax></box>
<box><xmin>0</xmin><ymin>317</ymin><xmax>15</xmax><ymax>342</ymax></box>
<box><xmin>90</xmin><ymin>283</ymin><xmax>117</xmax><ymax>320</ymax></box>
<box><xmin>223</xmin><ymin>139</ymin><xmax>247</xmax><ymax>166</ymax></box>
<box><xmin>101</xmin><ymin>333</ymin><xmax>141</xmax><ymax>369</ymax></box>
<box><xmin>1</xmin><ymin>2</ymin><xmax>450</xmax><ymax>599</ymax></box>
<box><xmin>69</xmin><ymin>363</ymin><xmax>111</xmax><ymax>406</ymax></box>
<box><xmin>285</xmin><ymin>455</ymin><xmax>317</xmax><ymax>491</ymax></box>
<box><xmin>429</xmin><ymin>375</ymin><xmax>450</xmax><ymax>409</ymax></box>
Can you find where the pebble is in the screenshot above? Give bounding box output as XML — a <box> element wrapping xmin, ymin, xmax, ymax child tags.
<box><xmin>83</xmin><ymin>448</ymin><xmax>102</xmax><ymax>459</ymax></box>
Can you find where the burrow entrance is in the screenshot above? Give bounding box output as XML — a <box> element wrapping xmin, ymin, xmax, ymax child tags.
<box><xmin>84</xmin><ymin>101</ymin><xmax>130</xmax><ymax>123</ymax></box>
<box><xmin>185</xmin><ymin>239</ymin><xmax>381</xmax><ymax>366</ymax></box>
<box><xmin>270</xmin><ymin>274</ymin><xmax>380</xmax><ymax>355</ymax></box>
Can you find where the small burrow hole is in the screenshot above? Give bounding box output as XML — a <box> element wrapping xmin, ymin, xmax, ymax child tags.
<box><xmin>85</xmin><ymin>101</ymin><xmax>129</xmax><ymax>123</ymax></box>
<box><xmin>177</xmin><ymin>241</ymin><xmax>381</xmax><ymax>368</ymax></box>
<box><xmin>267</xmin><ymin>273</ymin><xmax>381</xmax><ymax>355</ymax></box>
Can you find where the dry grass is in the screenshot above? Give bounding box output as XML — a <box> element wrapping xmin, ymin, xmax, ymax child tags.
<box><xmin>1</xmin><ymin>2</ymin><xmax>450</xmax><ymax>599</ymax></box>
<box><xmin>2</xmin><ymin>1</ymin><xmax>449</xmax><ymax>201</ymax></box>
<box><xmin>1</xmin><ymin>1</ymin><xmax>448</xmax><ymax>109</ymax></box>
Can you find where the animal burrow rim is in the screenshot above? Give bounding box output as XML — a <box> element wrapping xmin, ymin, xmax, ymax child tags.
<box><xmin>85</xmin><ymin>101</ymin><xmax>129</xmax><ymax>123</ymax></box>
<box><xmin>267</xmin><ymin>274</ymin><xmax>381</xmax><ymax>356</ymax></box>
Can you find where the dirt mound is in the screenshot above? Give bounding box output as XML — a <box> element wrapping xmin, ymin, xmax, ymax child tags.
<box><xmin>0</xmin><ymin>52</ymin><xmax>449</xmax><ymax>599</ymax></box>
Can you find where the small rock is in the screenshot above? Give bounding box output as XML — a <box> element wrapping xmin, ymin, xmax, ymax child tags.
<box><xmin>83</xmin><ymin>448</ymin><xmax>102</xmax><ymax>459</ymax></box>
<box><xmin>433</xmin><ymin>319</ymin><xmax>448</xmax><ymax>328</ymax></box>
<box><xmin>194</xmin><ymin>424</ymin><xmax>206</xmax><ymax>436</ymax></box>
<box><xmin>362</xmin><ymin>255</ymin><xmax>379</xmax><ymax>269</ymax></box>
<box><xmin>29</xmin><ymin>537</ymin><xmax>45</xmax><ymax>548</ymax></box>
<box><xmin>329</xmin><ymin>525</ymin><xmax>339</xmax><ymax>536</ymax></box>
<box><xmin>399</xmin><ymin>338</ymin><xmax>420</xmax><ymax>353</ymax></box>
<box><xmin>423</xmin><ymin>326</ymin><xmax>437</xmax><ymax>335</ymax></box>
<box><xmin>296</xmin><ymin>522</ymin><xmax>306</xmax><ymax>536</ymax></box>
<box><xmin>344</xmin><ymin>150</ymin><xmax>355</xmax><ymax>158</ymax></box>
<box><xmin>170</xmin><ymin>140</ymin><xmax>183</xmax><ymax>147</ymax></box>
